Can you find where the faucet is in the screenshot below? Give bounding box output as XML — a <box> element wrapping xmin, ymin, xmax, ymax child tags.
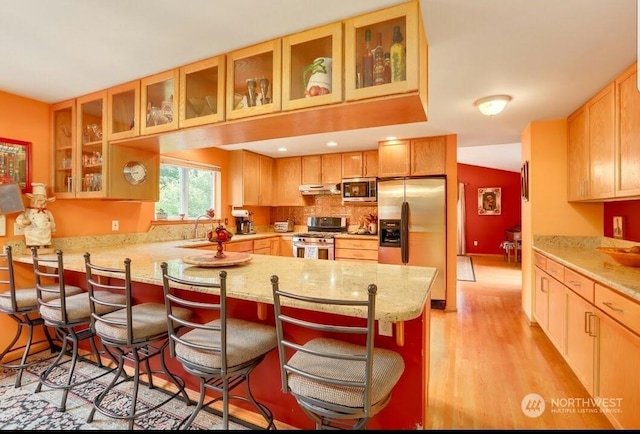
<box><xmin>193</xmin><ymin>214</ymin><xmax>213</xmax><ymax>239</ymax></box>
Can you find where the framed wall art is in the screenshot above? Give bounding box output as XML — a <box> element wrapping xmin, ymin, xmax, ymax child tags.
<box><xmin>478</xmin><ymin>187</ymin><xmax>501</xmax><ymax>215</ymax></box>
<box><xmin>0</xmin><ymin>137</ymin><xmax>32</xmax><ymax>193</ymax></box>
<box><xmin>613</xmin><ymin>216</ymin><xmax>624</xmax><ymax>239</ymax></box>
<box><xmin>521</xmin><ymin>160</ymin><xmax>529</xmax><ymax>202</ymax></box>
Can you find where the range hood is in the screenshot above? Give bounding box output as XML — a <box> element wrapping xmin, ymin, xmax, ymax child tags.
<box><xmin>298</xmin><ymin>183</ymin><xmax>340</xmax><ymax>195</ymax></box>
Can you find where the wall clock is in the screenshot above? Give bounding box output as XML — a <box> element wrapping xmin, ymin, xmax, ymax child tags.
<box><xmin>123</xmin><ymin>161</ymin><xmax>147</xmax><ymax>185</ymax></box>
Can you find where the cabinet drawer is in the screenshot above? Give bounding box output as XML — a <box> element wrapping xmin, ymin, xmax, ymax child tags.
<box><xmin>335</xmin><ymin>238</ymin><xmax>379</xmax><ymax>250</ymax></box>
<box><xmin>563</xmin><ymin>268</ymin><xmax>595</xmax><ymax>303</ymax></box>
<box><xmin>534</xmin><ymin>251</ymin><xmax>547</xmax><ymax>269</ymax></box>
<box><xmin>595</xmin><ymin>284</ymin><xmax>640</xmax><ymax>335</ymax></box>
<box><xmin>545</xmin><ymin>258</ymin><xmax>564</xmax><ymax>282</ymax></box>
<box><xmin>335</xmin><ymin>248</ymin><xmax>378</xmax><ymax>261</ymax></box>
<box><xmin>253</xmin><ymin>247</ymin><xmax>271</xmax><ymax>255</ymax></box>
<box><xmin>253</xmin><ymin>238</ymin><xmax>272</xmax><ymax>250</ymax></box>
<box><xmin>225</xmin><ymin>240</ymin><xmax>253</xmax><ymax>253</ymax></box>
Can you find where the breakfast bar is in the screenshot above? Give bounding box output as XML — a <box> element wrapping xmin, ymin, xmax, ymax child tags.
<box><xmin>11</xmin><ymin>240</ymin><xmax>436</xmax><ymax>430</ymax></box>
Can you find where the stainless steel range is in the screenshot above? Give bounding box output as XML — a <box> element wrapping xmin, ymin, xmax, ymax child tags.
<box><xmin>292</xmin><ymin>217</ymin><xmax>347</xmax><ymax>260</ymax></box>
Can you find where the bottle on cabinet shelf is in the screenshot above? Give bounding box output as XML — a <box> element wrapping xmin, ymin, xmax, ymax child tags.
<box><xmin>390</xmin><ymin>25</ymin><xmax>406</xmax><ymax>82</ymax></box>
<box><xmin>362</xmin><ymin>29</ymin><xmax>373</xmax><ymax>87</ymax></box>
<box><xmin>372</xmin><ymin>32</ymin><xmax>385</xmax><ymax>85</ymax></box>
<box><xmin>383</xmin><ymin>52</ymin><xmax>391</xmax><ymax>84</ymax></box>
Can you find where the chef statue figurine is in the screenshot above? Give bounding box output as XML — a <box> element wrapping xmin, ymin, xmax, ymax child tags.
<box><xmin>16</xmin><ymin>183</ymin><xmax>56</xmax><ymax>252</ymax></box>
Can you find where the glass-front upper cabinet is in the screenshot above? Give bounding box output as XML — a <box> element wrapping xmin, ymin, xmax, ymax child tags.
<box><xmin>107</xmin><ymin>80</ymin><xmax>140</xmax><ymax>141</ymax></box>
<box><xmin>51</xmin><ymin>99</ymin><xmax>75</xmax><ymax>198</ymax></box>
<box><xmin>226</xmin><ymin>39</ymin><xmax>281</xmax><ymax>120</ymax></box>
<box><xmin>76</xmin><ymin>90</ymin><xmax>107</xmax><ymax>198</ymax></box>
<box><xmin>344</xmin><ymin>1</ymin><xmax>423</xmax><ymax>102</ymax></box>
<box><xmin>179</xmin><ymin>56</ymin><xmax>226</xmax><ymax>128</ymax></box>
<box><xmin>140</xmin><ymin>69</ymin><xmax>179</xmax><ymax>135</ymax></box>
<box><xmin>282</xmin><ymin>22</ymin><xmax>343</xmax><ymax>111</ymax></box>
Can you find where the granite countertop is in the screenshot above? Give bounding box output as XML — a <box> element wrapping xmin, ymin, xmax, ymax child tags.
<box><xmin>533</xmin><ymin>236</ymin><xmax>640</xmax><ymax>302</ymax></box>
<box><xmin>12</xmin><ymin>238</ymin><xmax>435</xmax><ymax>322</ymax></box>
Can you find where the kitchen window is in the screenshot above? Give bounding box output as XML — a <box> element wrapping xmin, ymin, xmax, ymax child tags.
<box><xmin>156</xmin><ymin>156</ymin><xmax>221</xmax><ymax>219</ymax></box>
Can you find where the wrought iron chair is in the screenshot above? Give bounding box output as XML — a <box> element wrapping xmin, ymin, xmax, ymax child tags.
<box><xmin>270</xmin><ymin>275</ymin><xmax>405</xmax><ymax>430</ymax></box>
<box><xmin>31</xmin><ymin>247</ymin><xmax>122</xmax><ymax>411</ymax></box>
<box><xmin>161</xmin><ymin>262</ymin><xmax>277</xmax><ymax>430</ymax></box>
<box><xmin>84</xmin><ymin>253</ymin><xmax>192</xmax><ymax>429</ymax></box>
<box><xmin>0</xmin><ymin>245</ymin><xmax>64</xmax><ymax>387</ymax></box>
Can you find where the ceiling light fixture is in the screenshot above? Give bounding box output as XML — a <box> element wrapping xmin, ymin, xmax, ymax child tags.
<box><xmin>474</xmin><ymin>95</ymin><xmax>512</xmax><ymax>116</ymax></box>
<box><xmin>326</xmin><ymin>141</ymin><xmax>338</xmax><ymax>147</ymax></box>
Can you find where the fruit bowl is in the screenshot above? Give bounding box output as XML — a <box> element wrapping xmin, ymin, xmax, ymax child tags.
<box><xmin>595</xmin><ymin>247</ymin><xmax>640</xmax><ymax>267</ymax></box>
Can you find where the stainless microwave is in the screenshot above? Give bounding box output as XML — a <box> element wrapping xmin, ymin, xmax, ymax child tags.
<box><xmin>341</xmin><ymin>177</ymin><xmax>377</xmax><ymax>202</ymax></box>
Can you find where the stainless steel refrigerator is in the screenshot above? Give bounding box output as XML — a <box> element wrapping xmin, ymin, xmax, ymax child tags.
<box><xmin>378</xmin><ymin>176</ymin><xmax>446</xmax><ymax>308</ymax></box>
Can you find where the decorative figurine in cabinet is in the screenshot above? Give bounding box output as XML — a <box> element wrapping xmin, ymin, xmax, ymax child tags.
<box><xmin>226</xmin><ymin>39</ymin><xmax>281</xmax><ymax>120</ymax></box>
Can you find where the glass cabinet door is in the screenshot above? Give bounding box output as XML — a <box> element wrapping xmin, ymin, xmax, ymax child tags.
<box><xmin>107</xmin><ymin>80</ymin><xmax>140</xmax><ymax>141</ymax></box>
<box><xmin>77</xmin><ymin>90</ymin><xmax>107</xmax><ymax>198</ymax></box>
<box><xmin>140</xmin><ymin>69</ymin><xmax>179</xmax><ymax>135</ymax></box>
<box><xmin>344</xmin><ymin>1</ymin><xmax>422</xmax><ymax>102</ymax></box>
<box><xmin>282</xmin><ymin>22</ymin><xmax>343</xmax><ymax>111</ymax></box>
<box><xmin>179</xmin><ymin>55</ymin><xmax>226</xmax><ymax>128</ymax></box>
<box><xmin>226</xmin><ymin>39</ymin><xmax>281</xmax><ymax>120</ymax></box>
<box><xmin>52</xmin><ymin>99</ymin><xmax>76</xmax><ymax>197</ymax></box>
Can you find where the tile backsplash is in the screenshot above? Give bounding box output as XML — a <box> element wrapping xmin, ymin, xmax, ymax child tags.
<box><xmin>271</xmin><ymin>195</ymin><xmax>377</xmax><ymax>230</ymax></box>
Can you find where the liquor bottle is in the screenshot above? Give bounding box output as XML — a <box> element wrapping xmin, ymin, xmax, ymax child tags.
<box><xmin>372</xmin><ymin>32</ymin><xmax>385</xmax><ymax>85</ymax></box>
<box><xmin>362</xmin><ymin>29</ymin><xmax>373</xmax><ymax>87</ymax></box>
<box><xmin>390</xmin><ymin>25</ymin><xmax>406</xmax><ymax>82</ymax></box>
<box><xmin>383</xmin><ymin>52</ymin><xmax>391</xmax><ymax>84</ymax></box>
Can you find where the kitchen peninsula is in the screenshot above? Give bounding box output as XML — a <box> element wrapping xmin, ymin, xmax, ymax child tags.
<box><xmin>11</xmin><ymin>238</ymin><xmax>436</xmax><ymax>430</ymax></box>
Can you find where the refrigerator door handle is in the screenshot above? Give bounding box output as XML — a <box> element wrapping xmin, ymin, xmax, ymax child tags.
<box><xmin>401</xmin><ymin>201</ymin><xmax>409</xmax><ymax>264</ymax></box>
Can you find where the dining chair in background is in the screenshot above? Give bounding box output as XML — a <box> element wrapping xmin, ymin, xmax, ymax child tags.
<box><xmin>270</xmin><ymin>275</ymin><xmax>405</xmax><ymax>430</ymax></box>
<box><xmin>161</xmin><ymin>262</ymin><xmax>277</xmax><ymax>430</ymax></box>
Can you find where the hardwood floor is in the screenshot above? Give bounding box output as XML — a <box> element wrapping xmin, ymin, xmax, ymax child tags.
<box><xmin>426</xmin><ymin>254</ymin><xmax>613</xmax><ymax>429</ymax></box>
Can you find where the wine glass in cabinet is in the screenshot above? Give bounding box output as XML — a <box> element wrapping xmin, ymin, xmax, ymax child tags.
<box><xmin>77</xmin><ymin>90</ymin><xmax>107</xmax><ymax>198</ymax></box>
<box><xmin>140</xmin><ymin>69</ymin><xmax>179</xmax><ymax>135</ymax></box>
<box><xmin>108</xmin><ymin>80</ymin><xmax>140</xmax><ymax>141</ymax></box>
<box><xmin>344</xmin><ymin>1</ymin><xmax>424</xmax><ymax>102</ymax></box>
<box><xmin>282</xmin><ymin>22</ymin><xmax>343</xmax><ymax>111</ymax></box>
<box><xmin>52</xmin><ymin>99</ymin><xmax>76</xmax><ymax>197</ymax></box>
<box><xmin>226</xmin><ymin>39</ymin><xmax>281</xmax><ymax>120</ymax></box>
<box><xmin>179</xmin><ymin>55</ymin><xmax>226</xmax><ymax>128</ymax></box>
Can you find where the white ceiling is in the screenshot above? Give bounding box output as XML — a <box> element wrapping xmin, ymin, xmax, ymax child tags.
<box><xmin>1</xmin><ymin>0</ymin><xmax>636</xmax><ymax>173</ymax></box>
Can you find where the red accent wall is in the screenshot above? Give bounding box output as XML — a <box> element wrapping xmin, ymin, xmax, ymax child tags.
<box><xmin>458</xmin><ymin>163</ymin><xmax>522</xmax><ymax>254</ymax></box>
<box><xmin>604</xmin><ymin>201</ymin><xmax>640</xmax><ymax>242</ymax></box>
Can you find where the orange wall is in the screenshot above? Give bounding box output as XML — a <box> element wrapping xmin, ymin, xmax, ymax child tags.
<box><xmin>457</xmin><ymin>163</ymin><xmax>521</xmax><ymax>254</ymax></box>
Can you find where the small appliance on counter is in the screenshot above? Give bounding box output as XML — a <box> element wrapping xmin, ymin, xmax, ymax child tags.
<box><xmin>232</xmin><ymin>209</ymin><xmax>255</xmax><ymax>235</ymax></box>
<box><xmin>274</xmin><ymin>220</ymin><xmax>294</xmax><ymax>233</ymax></box>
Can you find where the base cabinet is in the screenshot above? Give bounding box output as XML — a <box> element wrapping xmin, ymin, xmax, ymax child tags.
<box><xmin>565</xmin><ymin>288</ymin><xmax>596</xmax><ymax>395</ymax></box>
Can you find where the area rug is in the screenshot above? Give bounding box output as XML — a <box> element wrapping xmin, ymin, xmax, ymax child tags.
<box><xmin>0</xmin><ymin>353</ymin><xmax>252</xmax><ymax>430</ymax></box>
<box><xmin>457</xmin><ymin>255</ymin><xmax>476</xmax><ymax>282</ymax></box>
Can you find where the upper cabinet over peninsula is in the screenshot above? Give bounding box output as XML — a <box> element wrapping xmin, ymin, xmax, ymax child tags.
<box><xmin>179</xmin><ymin>56</ymin><xmax>226</xmax><ymax>128</ymax></box>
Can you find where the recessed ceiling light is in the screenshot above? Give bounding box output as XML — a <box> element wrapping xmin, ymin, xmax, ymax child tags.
<box><xmin>277</xmin><ymin>147</ymin><xmax>287</xmax><ymax>152</ymax></box>
<box><xmin>326</xmin><ymin>141</ymin><xmax>338</xmax><ymax>147</ymax></box>
<box><xmin>385</xmin><ymin>136</ymin><xmax>397</xmax><ymax>141</ymax></box>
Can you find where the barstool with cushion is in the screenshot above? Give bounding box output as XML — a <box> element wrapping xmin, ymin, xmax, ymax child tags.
<box><xmin>270</xmin><ymin>275</ymin><xmax>405</xmax><ymax>430</ymax></box>
<box><xmin>0</xmin><ymin>245</ymin><xmax>62</xmax><ymax>387</ymax></box>
<box><xmin>161</xmin><ymin>262</ymin><xmax>277</xmax><ymax>430</ymax></box>
<box><xmin>31</xmin><ymin>247</ymin><xmax>122</xmax><ymax>412</ymax></box>
<box><xmin>84</xmin><ymin>253</ymin><xmax>192</xmax><ymax>430</ymax></box>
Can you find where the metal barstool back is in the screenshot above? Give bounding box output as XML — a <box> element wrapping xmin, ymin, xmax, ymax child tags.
<box><xmin>161</xmin><ymin>262</ymin><xmax>277</xmax><ymax>430</ymax></box>
<box><xmin>270</xmin><ymin>275</ymin><xmax>405</xmax><ymax>430</ymax></box>
<box><xmin>0</xmin><ymin>245</ymin><xmax>58</xmax><ymax>387</ymax></box>
<box><xmin>84</xmin><ymin>253</ymin><xmax>192</xmax><ymax>429</ymax></box>
<box><xmin>31</xmin><ymin>247</ymin><xmax>117</xmax><ymax>412</ymax></box>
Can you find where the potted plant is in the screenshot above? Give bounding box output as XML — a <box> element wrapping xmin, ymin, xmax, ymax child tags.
<box><xmin>366</xmin><ymin>213</ymin><xmax>378</xmax><ymax>235</ymax></box>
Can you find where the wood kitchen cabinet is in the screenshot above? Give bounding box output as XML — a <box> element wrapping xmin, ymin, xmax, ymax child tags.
<box><xmin>107</xmin><ymin>80</ymin><xmax>140</xmax><ymax>141</ymax></box>
<box><xmin>274</xmin><ymin>157</ymin><xmax>304</xmax><ymax>206</ymax></box>
<box><xmin>378</xmin><ymin>136</ymin><xmax>445</xmax><ymax>177</ymax></box>
<box><xmin>565</xmin><ymin>287</ymin><xmax>597</xmax><ymax>395</ymax></box>
<box><xmin>140</xmin><ymin>69</ymin><xmax>180</xmax><ymax>135</ymax></box>
<box><xmin>229</xmin><ymin>150</ymin><xmax>273</xmax><ymax>206</ymax></box>
<box><xmin>279</xmin><ymin>236</ymin><xmax>293</xmax><ymax>257</ymax></box>
<box><xmin>335</xmin><ymin>238</ymin><xmax>378</xmax><ymax>263</ymax></box>
<box><xmin>301</xmin><ymin>153</ymin><xmax>342</xmax><ymax>185</ymax></box>
<box><xmin>52</xmin><ymin>99</ymin><xmax>76</xmax><ymax>197</ymax></box>
<box><xmin>344</xmin><ymin>1</ymin><xmax>425</xmax><ymax>102</ymax></box>
<box><xmin>282</xmin><ymin>22</ymin><xmax>343</xmax><ymax>112</ymax></box>
<box><xmin>341</xmin><ymin>150</ymin><xmax>378</xmax><ymax>178</ymax></box>
<box><xmin>225</xmin><ymin>240</ymin><xmax>254</xmax><ymax>253</ymax></box>
<box><xmin>615</xmin><ymin>64</ymin><xmax>640</xmax><ymax>198</ymax></box>
<box><xmin>179</xmin><ymin>55</ymin><xmax>226</xmax><ymax>128</ymax></box>
<box><xmin>76</xmin><ymin>90</ymin><xmax>108</xmax><ymax>199</ymax></box>
<box><xmin>567</xmin><ymin>105</ymin><xmax>589</xmax><ymax>201</ymax></box>
<box><xmin>226</xmin><ymin>39</ymin><xmax>281</xmax><ymax>120</ymax></box>
<box><xmin>533</xmin><ymin>261</ymin><xmax>564</xmax><ymax>353</ymax></box>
